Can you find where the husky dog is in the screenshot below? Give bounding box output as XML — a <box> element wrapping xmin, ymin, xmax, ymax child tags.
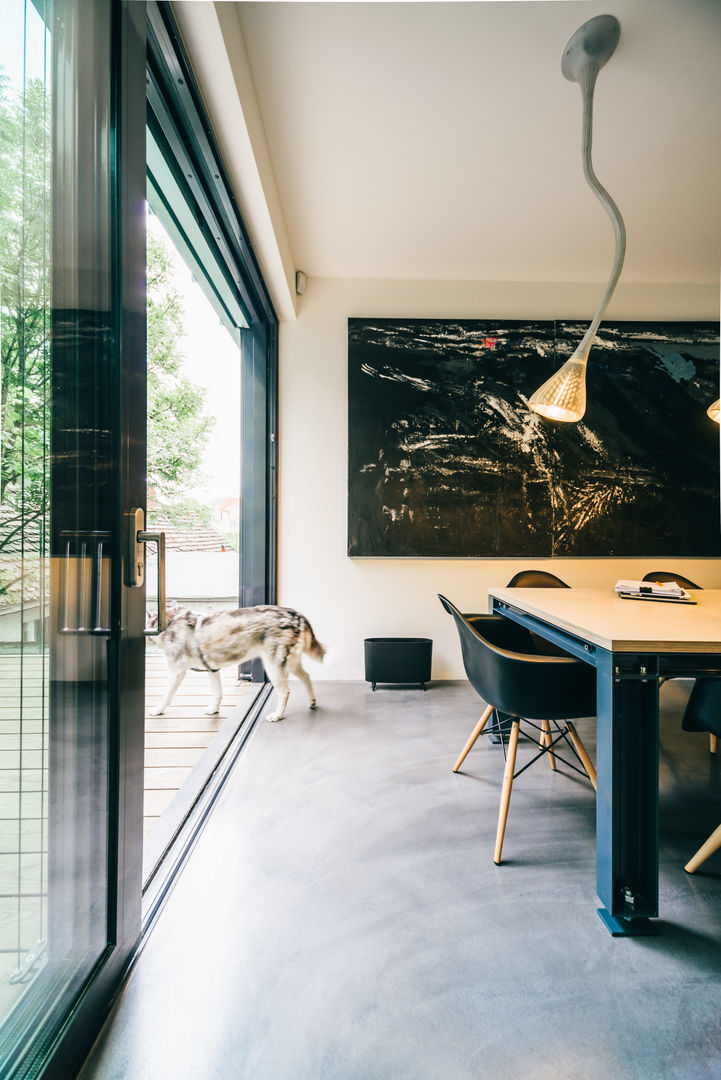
<box><xmin>147</xmin><ymin>604</ymin><xmax>327</xmax><ymax>722</ymax></box>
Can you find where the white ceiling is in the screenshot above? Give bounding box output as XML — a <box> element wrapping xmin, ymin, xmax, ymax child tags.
<box><xmin>234</xmin><ymin>0</ymin><xmax>721</xmax><ymax>286</ymax></box>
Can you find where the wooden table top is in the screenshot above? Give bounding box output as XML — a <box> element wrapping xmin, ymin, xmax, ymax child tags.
<box><xmin>488</xmin><ymin>587</ymin><xmax>721</xmax><ymax>654</ymax></box>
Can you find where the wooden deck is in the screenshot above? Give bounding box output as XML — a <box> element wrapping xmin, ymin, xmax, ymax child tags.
<box><xmin>0</xmin><ymin>650</ymin><xmax>257</xmax><ymax>1019</ymax></box>
<box><xmin>143</xmin><ymin>651</ymin><xmax>257</xmax><ymax>836</ymax></box>
<box><xmin>0</xmin><ymin>654</ymin><xmax>48</xmax><ymax>1022</ymax></box>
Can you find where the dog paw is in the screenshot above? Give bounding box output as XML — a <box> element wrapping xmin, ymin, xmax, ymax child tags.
<box><xmin>148</xmin><ymin>707</ymin><xmax>165</xmax><ymax>716</ymax></box>
<box><xmin>266</xmin><ymin>712</ymin><xmax>284</xmax><ymax>722</ymax></box>
<box><xmin>205</xmin><ymin>706</ymin><xmax>220</xmax><ymax>716</ymax></box>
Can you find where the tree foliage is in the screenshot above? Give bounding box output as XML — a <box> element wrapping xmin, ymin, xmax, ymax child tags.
<box><xmin>146</xmin><ymin>228</ymin><xmax>214</xmax><ymax>524</ymax></box>
<box><xmin>0</xmin><ymin>75</ymin><xmax>50</xmax><ymax>557</ymax></box>
<box><xmin>0</xmin><ymin>70</ymin><xmax>214</xmax><ymax>564</ymax></box>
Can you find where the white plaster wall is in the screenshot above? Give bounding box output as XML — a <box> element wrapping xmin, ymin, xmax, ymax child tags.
<box><xmin>279</xmin><ymin>277</ymin><xmax>721</xmax><ymax>680</ymax></box>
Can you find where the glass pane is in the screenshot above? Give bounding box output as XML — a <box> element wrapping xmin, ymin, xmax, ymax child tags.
<box><xmin>142</xmin><ymin>140</ymin><xmax>259</xmax><ymax>877</ymax></box>
<box><xmin>0</xmin><ymin>1</ymin><xmax>115</xmax><ymax>1071</ymax></box>
<box><xmin>0</xmin><ymin>0</ymin><xmax>53</xmax><ymax>1033</ymax></box>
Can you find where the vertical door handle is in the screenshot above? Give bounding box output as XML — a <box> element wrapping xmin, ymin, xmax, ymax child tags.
<box><xmin>126</xmin><ymin>507</ymin><xmax>166</xmax><ymax>634</ymax></box>
<box><xmin>58</xmin><ymin>531</ymin><xmax>112</xmax><ymax>635</ymax></box>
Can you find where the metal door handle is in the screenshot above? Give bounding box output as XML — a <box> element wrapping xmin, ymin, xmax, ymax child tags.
<box><xmin>126</xmin><ymin>508</ymin><xmax>166</xmax><ymax>634</ymax></box>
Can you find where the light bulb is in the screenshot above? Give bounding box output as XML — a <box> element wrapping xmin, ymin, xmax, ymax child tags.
<box><xmin>707</xmin><ymin>398</ymin><xmax>720</xmax><ymax>423</ymax></box>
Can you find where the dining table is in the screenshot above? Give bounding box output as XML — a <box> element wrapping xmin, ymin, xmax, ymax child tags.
<box><xmin>487</xmin><ymin>585</ymin><xmax>721</xmax><ymax>935</ymax></box>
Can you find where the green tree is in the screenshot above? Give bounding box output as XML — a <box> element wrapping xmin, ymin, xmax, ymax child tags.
<box><xmin>0</xmin><ymin>69</ymin><xmax>214</xmax><ymax>566</ymax></box>
<box><xmin>146</xmin><ymin>228</ymin><xmax>214</xmax><ymax>525</ymax></box>
<box><xmin>0</xmin><ymin>74</ymin><xmax>51</xmax><ymax>559</ymax></box>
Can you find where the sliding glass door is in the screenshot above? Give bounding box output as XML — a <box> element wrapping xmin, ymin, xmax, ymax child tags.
<box><xmin>0</xmin><ymin>2</ymin><xmax>146</xmax><ymax>1078</ymax></box>
<box><xmin>0</xmin><ymin>1</ymin><xmax>277</xmax><ymax>1074</ymax></box>
<box><xmin>141</xmin><ymin>2</ymin><xmax>278</xmax><ymax>890</ymax></box>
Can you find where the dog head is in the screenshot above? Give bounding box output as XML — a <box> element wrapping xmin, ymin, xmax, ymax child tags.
<box><xmin>145</xmin><ymin>602</ymin><xmax>186</xmax><ymax>641</ymax></box>
<box><xmin>146</xmin><ymin>605</ymin><xmax>200</xmax><ymax>657</ymax></box>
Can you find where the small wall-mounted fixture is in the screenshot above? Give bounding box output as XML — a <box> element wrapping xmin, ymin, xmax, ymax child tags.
<box><xmin>529</xmin><ymin>15</ymin><xmax>626</xmax><ymax>424</ymax></box>
<box><xmin>295</xmin><ymin>270</ymin><xmax>307</xmax><ymax>296</ymax></box>
<box><xmin>707</xmin><ymin>399</ymin><xmax>720</xmax><ymax>423</ymax></box>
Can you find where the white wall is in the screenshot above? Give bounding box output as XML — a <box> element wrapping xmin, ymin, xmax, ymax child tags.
<box><xmin>279</xmin><ymin>277</ymin><xmax>721</xmax><ymax>680</ymax></box>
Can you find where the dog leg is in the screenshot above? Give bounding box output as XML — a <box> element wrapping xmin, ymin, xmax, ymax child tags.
<box><xmin>264</xmin><ymin>663</ymin><xmax>290</xmax><ymax>722</ymax></box>
<box><xmin>205</xmin><ymin>669</ymin><xmax>223</xmax><ymax>716</ymax></box>
<box><xmin>290</xmin><ymin>658</ymin><xmax>316</xmax><ymax>710</ymax></box>
<box><xmin>149</xmin><ymin>664</ymin><xmax>187</xmax><ymax>716</ymax></box>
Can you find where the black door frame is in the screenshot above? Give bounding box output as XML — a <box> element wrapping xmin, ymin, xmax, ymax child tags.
<box><xmin>4</xmin><ymin>4</ymin><xmax>147</xmax><ymax>1080</ymax></box>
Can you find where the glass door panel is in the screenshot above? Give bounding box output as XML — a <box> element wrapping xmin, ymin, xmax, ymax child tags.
<box><xmin>0</xmin><ymin>0</ymin><xmax>53</xmax><ymax>1030</ymax></box>
<box><xmin>142</xmin><ymin>123</ymin><xmax>260</xmax><ymax>880</ymax></box>
<box><xmin>0</xmin><ymin>2</ymin><xmax>146</xmax><ymax>1076</ymax></box>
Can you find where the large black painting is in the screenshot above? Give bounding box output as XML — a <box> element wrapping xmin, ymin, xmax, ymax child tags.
<box><xmin>348</xmin><ymin>319</ymin><xmax>721</xmax><ymax>557</ymax></box>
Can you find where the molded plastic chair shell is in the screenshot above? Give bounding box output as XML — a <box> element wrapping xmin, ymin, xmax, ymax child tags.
<box><xmin>506</xmin><ymin>569</ymin><xmax>569</xmax><ymax>656</ymax></box>
<box><xmin>506</xmin><ymin>570</ymin><xmax>570</xmax><ymax>589</ymax></box>
<box><xmin>681</xmin><ymin>679</ymin><xmax>721</xmax><ymax>736</ymax></box>
<box><xmin>438</xmin><ymin>595</ymin><xmax>596</xmax><ymax>721</ymax></box>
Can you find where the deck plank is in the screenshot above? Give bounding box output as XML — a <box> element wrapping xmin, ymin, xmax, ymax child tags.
<box><xmin>0</xmin><ymin>652</ymin><xmax>259</xmax><ymax>880</ymax></box>
<box><xmin>142</xmin><ymin>652</ymin><xmax>257</xmax><ymax>838</ymax></box>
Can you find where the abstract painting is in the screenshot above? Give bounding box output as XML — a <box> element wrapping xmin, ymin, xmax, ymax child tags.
<box><xmin>347</xmin><ymin>318</ymin><xmax>721</xmax><ymax>557</ymax></box>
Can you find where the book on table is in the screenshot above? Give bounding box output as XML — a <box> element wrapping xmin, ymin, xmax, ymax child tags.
<box><xmin>614</xmin><ymin>579</ymin><xmax>696</xmax><ymax>604</ymax></box>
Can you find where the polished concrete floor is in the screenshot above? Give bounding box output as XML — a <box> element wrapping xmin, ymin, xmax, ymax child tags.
<box><xmin>78</xmin><ymin>679</ymin><xmax>721</xmax><ymax>1080</ymax></box>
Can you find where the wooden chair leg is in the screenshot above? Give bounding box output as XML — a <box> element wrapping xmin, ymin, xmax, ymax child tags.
<box><xmin>494</xmin><ymin>719</ymin><xmax>520</xmax><ymax>865</ymax></box>
<box><xmin>453</xmin><ymin>704</ymin><xmax>494</xmax><ymax>772</ymax></box>
<box><xmin>685</xmin><ymin>822</ymin><xmax>721</xmax><ymax>874</ymax></box>
<box><xmin>710</xmin><ymin>733</ymin><xmax>717</xmax><ymax>755</ymax></box>
<box><xmin>565</xmin><ymin>721</ymin><xmax>597</xmax><ymax>791</ymax></box>
<box><xmin>540</xmin><ymin>718</ymin><xmax>556</xmax><ymax>771</ymax></box>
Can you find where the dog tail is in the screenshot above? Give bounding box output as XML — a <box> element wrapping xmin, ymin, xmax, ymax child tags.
<box><xmin>304</xmin><ymin>621</ymin><xmax>327</xmax><ymax>663</ymax></box>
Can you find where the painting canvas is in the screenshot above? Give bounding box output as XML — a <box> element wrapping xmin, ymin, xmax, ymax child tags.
<box><xmin>347</xmin><ymin>318</ymin><xmax>721</xmax><ymax>557</ymax></box>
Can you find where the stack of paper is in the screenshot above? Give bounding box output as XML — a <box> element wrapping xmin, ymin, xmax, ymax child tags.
<box><xmin>614</xmin><ymin>580</ymin><xmax>695</xmax><ymax>603</ymax></box>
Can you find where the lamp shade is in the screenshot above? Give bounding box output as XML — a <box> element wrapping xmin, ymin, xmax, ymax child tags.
<box><xmin>528</xmin><ymin>357</ymin><xmax>587</xmax><ymax>423</ymax></box>
<box><xmin>707</xmin><ymin>398</ymin><xmax>720</xmax><ymax>423</ymax></box>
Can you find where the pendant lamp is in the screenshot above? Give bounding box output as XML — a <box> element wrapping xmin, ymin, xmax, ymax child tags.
<box><xmin>529</xmin><ymin>15</ymin><xmax>626</xmax><ymax>423</ymax></box>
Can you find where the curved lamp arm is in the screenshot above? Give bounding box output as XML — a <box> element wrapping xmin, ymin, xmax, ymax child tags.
<box><xmin>574</xmin><ymin>62</ymin><xmax>626</xmax><ymax>360</ymax></box>
<box><xmin>529</xmin><ymin>15</ymin><xmax>625</xmax><ymax>422</ymax></box>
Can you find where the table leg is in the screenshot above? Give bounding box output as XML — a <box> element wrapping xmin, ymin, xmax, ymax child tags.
<box><xmin>595</xmin><ymin>653</ymin><xmax>660</xmax><ymax>935</ymax></box>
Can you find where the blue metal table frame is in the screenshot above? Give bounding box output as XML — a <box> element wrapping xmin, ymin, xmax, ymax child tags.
<box><xmin>490</xmin><ymin>591</ymin><xmax>721</xmax><ymax>936</ymax></box>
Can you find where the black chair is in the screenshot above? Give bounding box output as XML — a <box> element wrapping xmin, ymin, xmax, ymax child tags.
<box><xmin>681</xmin><ymin>680</ymin><xmax>721</xmax><ymax>872</ymax></box>
<box><xmin>439</xmin><ymin>594</ymin><xmax>596</xmax><ymax>863</ymax></box>
<box><xmin>506</xmin><ymin>569</ymin><xmax>570</xmax><ymax>589</ymax></box>
<box><xmin>454</xmin><ymin>570</ymin><xmax>571</xmax><ymax>763</ymax></box>
<box><xmin>642</xmin><ymin>571</ymin><xmax>714</xmax><ymax>752</ymax></box>
<box><xmin>505</xmin><ymin>569</ymin><xmax>571</xmax><ymax>660</ymax></box>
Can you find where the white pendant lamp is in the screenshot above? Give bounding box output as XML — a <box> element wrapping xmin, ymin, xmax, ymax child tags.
<box><xmin>529</xmin><ymin>15</ymin><xmax>626</xmax><ymax>423</ymax></box>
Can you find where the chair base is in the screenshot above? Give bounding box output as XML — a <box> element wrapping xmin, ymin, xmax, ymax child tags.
<box><xmin>684</xmin><ymin>821</ymin><xmax>721</xmax><ymax>873</ymax></box>
<box><xmin>492</xmin><ymin>718</ymin><xmax>596</xmax><ymax>864</ymax></box>
<box><xmin>597</xmin><ymin>909</ymin><xmax>660</xmax><ymax>937</ymax></box>
<box><xmin>452</xmin><ymin>704</ymin><xmax>494</xmax><ymax>772</ymax></box>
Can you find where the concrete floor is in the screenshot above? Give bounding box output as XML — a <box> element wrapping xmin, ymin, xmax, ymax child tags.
<box><xmin>78</xmin><ymin>679</ymin><xmax>721</xmax><ymax>1080</ymax></box>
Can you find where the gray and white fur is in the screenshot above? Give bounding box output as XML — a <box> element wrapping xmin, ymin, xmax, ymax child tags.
<box><xmin>147</xmin><ymin>604</ymin><xmax>327</xmax><ymax>722</ymax></box>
